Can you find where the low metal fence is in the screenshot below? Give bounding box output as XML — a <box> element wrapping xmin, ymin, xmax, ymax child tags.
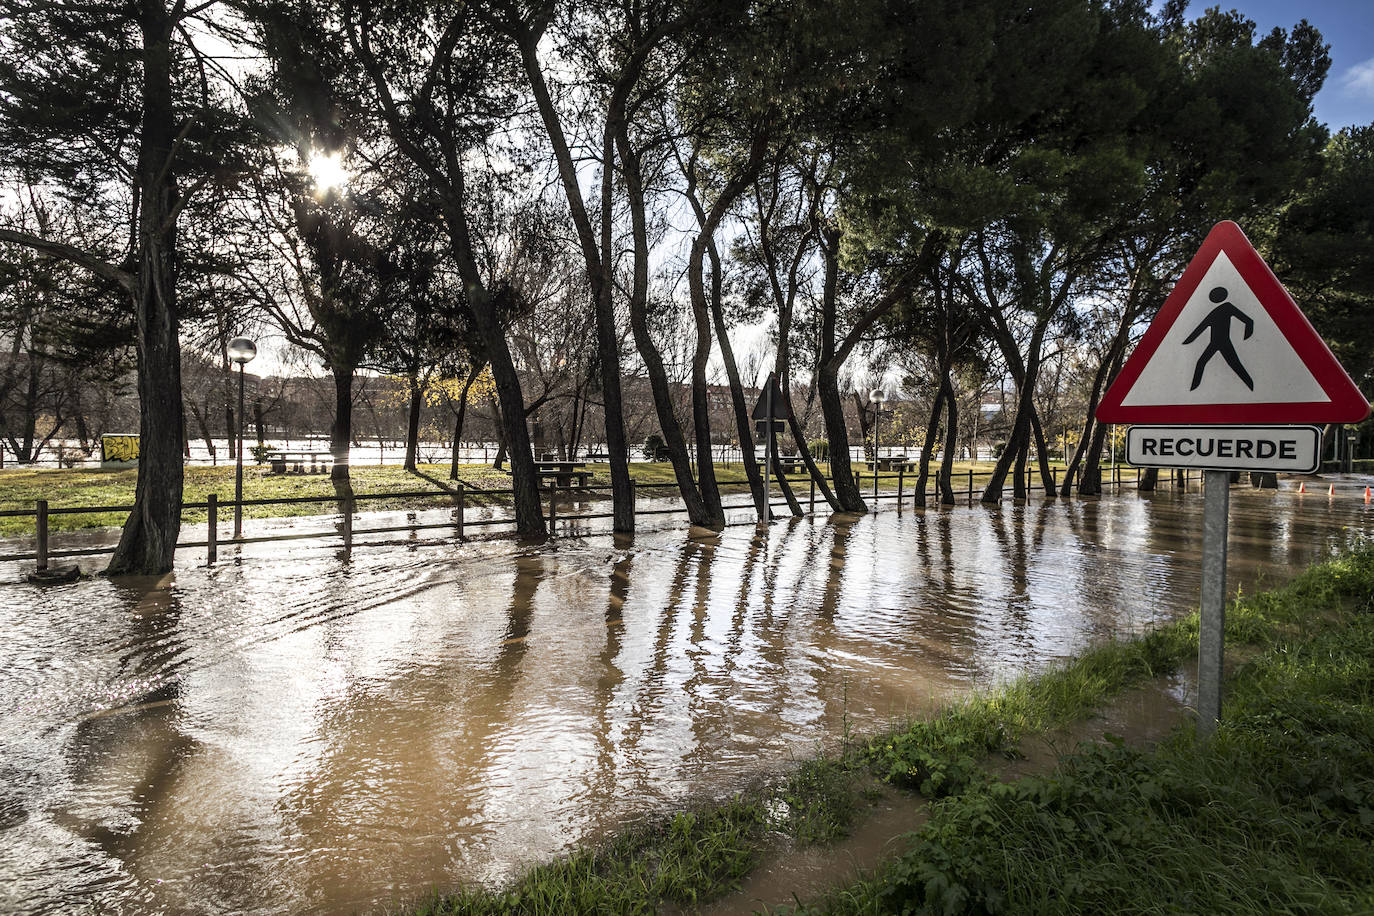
<box><xmin>1</xmin><ymin>464</ymin><xmax>1180</xmax><ymax>569</ymax></box>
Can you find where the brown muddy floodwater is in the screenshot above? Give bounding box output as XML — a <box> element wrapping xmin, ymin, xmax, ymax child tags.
<box><xmin>1</xmin><ymin>480</ymin><xmax>1371</xmax><ymax>915</ymax></box>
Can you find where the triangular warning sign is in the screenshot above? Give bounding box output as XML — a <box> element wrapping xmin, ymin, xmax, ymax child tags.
<box><xmin>751</xmin><ymin>372</ymin><xmax>787</xmax><ymax>420</ymax></box>
<box><xmin>1098</xmin><ymin>221</ymin><xmax>1370</xmax><ymax>425</ymax></box>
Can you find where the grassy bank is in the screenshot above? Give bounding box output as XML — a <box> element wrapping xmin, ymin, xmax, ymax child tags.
<box><xmin>0</xmin><ymin>460</ymin><xmax>1020</xmax><ymax>537</ymax></box>
<box><xmin>0</xmin><ymin>462</ymin><xmax>767</xmax><ymax>537</ymax></box>
<box><xmin>392</xmin><ymin>546</ymin><xmax>1374</xmax><ymax>914</ymax></box>
<box><xmin>788</xmin><ymin>546</ymin><xmax>1374</xmax><ymax>915</ymax></box>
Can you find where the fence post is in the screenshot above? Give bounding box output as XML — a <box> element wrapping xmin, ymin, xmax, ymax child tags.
<box><xmin>630</xmin><ymin>479</ymin><xmax>638</xmax><ymax>523</ymax></box>
<box><xmin>455</xmin><ymin>481</ymin><xmax>465</xmax><ymax>540</ymax></box>
<box><xmin>340</xmin><ymin>499</ymin><xmax>353</xmax><ymax>560</ymax></box>
<box><xmin>548</xmin><ymin>488</ymin><xmax>557</xmax><ymax>536</ymax></box>
<box><xmin>897</xmin><ymin>466</ymin><xmax>905</xmax><ymax>503</ymax></box>
<box><xmin>35</xmin><ymin>498</ymin><xmax>48</xmax><ymax>571</ymax></box>
<box><xmin>968</xmin><ymin>468</ymin><xmax>974</xmax><ymax>507</ymax></box>
<box><xmin>207</xmin><ymin>494</ymin><xmax>218</xmax><ymax>564</ymax></box>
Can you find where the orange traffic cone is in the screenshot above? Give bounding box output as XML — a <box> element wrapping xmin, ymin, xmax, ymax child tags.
<box><xmin>1365</xmin><ymin>486</ymin><xmax>1371</xmax><ymax>504</ymax></box>
<box><xmin>1298</xmin><ymin>482</ymin><xmax>1306</xmax><ymax>494</ymax></box>
<box><xmin>1329</xmin><ymin>483</ymin><xmax>1336</xmax><ymax>496</ymax></box>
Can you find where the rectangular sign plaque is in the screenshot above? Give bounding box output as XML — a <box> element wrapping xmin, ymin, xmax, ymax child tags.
<box><xmin>1124</xmin><ymin>425</ymin><xmax>1321</xmax><ymax>473</ymax></box>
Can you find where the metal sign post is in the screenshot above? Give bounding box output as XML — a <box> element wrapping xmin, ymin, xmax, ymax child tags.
<box><xmin>1197</xmin><ymin>470</ymin><xmax>1230</xmax><ymax>736</ymax></box>
<box><xmin>763</xmin><ymin>381</ymin><xmax>772</xmax><ymax>523</ymax></box>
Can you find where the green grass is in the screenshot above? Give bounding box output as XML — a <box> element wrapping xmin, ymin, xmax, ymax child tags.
<box><xmin>0</xmin><ymin>462</ymin><xmax>771</xmax><ymax>537</ymax></box>
<box><xmin>782</xmin><ymin>545</ymin><xmax>1374</xmax><ymax>915</ymax></box>
<box><xmin>0</xmin><ymin>459</ymin><xmax>1040</xmax><ymax>537</ymax></box>
<box><xmin>387</xmin><ymin>547</ymin><xmax>1374</xmax><ymax>914</ymax></box>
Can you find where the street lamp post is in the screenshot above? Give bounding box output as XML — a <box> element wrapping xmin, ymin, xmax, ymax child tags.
<box><xmin>227</xmin><ymin>337</ymin><xmax>257</xmax><ymax>539</ymax></box>
<box><xmin>869</xmin><ymin>388</ymin><xmax>887</xmax><ymax>500</ymax></box>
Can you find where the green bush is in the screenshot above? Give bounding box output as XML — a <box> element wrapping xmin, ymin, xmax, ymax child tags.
<box><xmin>643</xmin><ymin>433</ymin><xmax>666</xmax><ymax>461</ymax></box>
<box><xmin>809</xmin><ymin>439</ymin><xmax>829</xmax><ymax>460</ymax></box>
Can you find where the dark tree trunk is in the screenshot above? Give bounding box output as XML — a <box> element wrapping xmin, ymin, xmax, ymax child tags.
<box><xmin>939</xmin><ymin>374</ymin><xmax>959</xmax><ymax>505</ymax></box>
<box><xmin>328</xmin><ymin>365</ymin><xmax>354</xmax><ymax>497</ymax></box>
<box><xmin>107</xmin><ymin>0</ymin><xmax>184</xmax><ymax>575</ymax></box>
<box><xmin>1138</xmin><ymin>467</ymin><xmax>1159</xmax><ymax>492</ymax></box>
<box><xmin>518</xmin><ymin>28</ymin><xmax>639</xmax><ymax>532</ymax></box>
<box><xmin>1078</xmin><ymin>418</ymin><xmax>1111</xmax><ymax>496</ymax></box>
<box><xmin>980</xmin><ymin>324</ymin><xmax>1045</xmax><ymax>504</ymax></box>
<box><xmin>818</xmin><ymin>363</ymin><xmax>866</xmax><ymax>512</ymax></box>
<box><xmin>615</xmin><ymin>134</ymin><xmax>710</xmax><ymax>526</ymax></box>
<box><xmin>403</xmin><ymin>372</ymin><xmax>422</xmax><ymax>471</ymax></box>
<box><xmin>912</xmin><ymin>384</ymin><xmax>946</xmax><ymax>508</ymax></box>
<box><xmin>448</xmin><ymin>364</ymin><xmax>480</xmax><ymax>480</ymax></box>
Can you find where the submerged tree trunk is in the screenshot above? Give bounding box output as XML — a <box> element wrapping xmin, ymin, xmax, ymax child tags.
<box><xmin>403</xmin><ymin>372</ymin><xmax>422</xmax><ymax>472</ymax></box>
<box><xmin>939</xmin><ymin>373</ymin><xmax>959</xmax><ymax>505</ymax></box>
<box><xmin>448</xmin><ymin>364</ymin><xmax>480</xmax><ymax>480</ymax></box>
<box><xmin>912</xmin><ymin>385</ymin><xmax>946</xmax><ymax>509</ymax></box>
<box><xmin>107</xmin><ymin>0</ymin><xmax>184</xmax><ymax>575</ymax></box>
<box><xmin>328</xmin><ymin>365</ymin><xmax>354</xmax><ymax>497</ymax></box>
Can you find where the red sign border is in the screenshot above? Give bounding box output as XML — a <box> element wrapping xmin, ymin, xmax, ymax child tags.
<box><xmin>1097</xmin><ymin>221</ymin><xmax>1370</xmax><ymax>424</ymax></box>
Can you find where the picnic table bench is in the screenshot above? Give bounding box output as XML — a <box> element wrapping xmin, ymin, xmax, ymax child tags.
<box><xmin>868</xmin><ymin>456</ymin><xmax>917</xmax><ymax>473</ymax></box>
<box><xmin>535</xmin><ymin>460</ymin><xmax>591</xmax><ymax>490</ymax></box>
<box><xmin>265</xmin><ymin>450</ymin><xmax>334</xmax><ymax>475</ymax></box>
<box><xmin>774</xmin><ymin>455</ymin><xmax>806</xmax><ymax>475</ymax></box>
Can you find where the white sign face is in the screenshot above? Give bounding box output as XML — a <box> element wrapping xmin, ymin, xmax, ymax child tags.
<box><xmin>1125</xmin><ymin>425</ymin><xmax>1321</xmax><ymax>473</ymax></box>
<box><xmin>1118</xmin><ymin>252</ymin><xmax>1328</xmax><ymax>408</ymax></box>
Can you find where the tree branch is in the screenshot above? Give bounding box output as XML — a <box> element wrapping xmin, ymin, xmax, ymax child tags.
<box><xmin>0</xmin><ymin>228</ymin><xmax>135</xmax><ymax>293</ymax></box>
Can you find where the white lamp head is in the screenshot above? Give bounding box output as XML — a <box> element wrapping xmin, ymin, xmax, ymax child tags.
<box><xmin>228</xmin><ymin>337</ymin><xmax>258</xmax><ymax>365</ymax></box>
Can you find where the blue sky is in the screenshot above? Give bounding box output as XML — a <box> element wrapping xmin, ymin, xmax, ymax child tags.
<box><xmin>1221</xmin><ymin>0</ymin><xmax>1373</xmax><ymax>129</ymax></box>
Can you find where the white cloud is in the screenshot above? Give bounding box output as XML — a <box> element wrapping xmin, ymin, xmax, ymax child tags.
<box><xmin>1339</xmin><ymin>57</ymin><xmax>1374</xmax><ymax>98</ymax></box>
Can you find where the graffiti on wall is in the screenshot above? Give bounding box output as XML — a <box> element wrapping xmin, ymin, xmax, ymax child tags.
<box><xmin>101</xmin><ymin>434</ymin><xmax>140</xmax><ymax>465</ymax></box>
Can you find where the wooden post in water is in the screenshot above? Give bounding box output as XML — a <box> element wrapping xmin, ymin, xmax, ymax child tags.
<box><xmin>207</xmin><ymin>494</ymin><xmax>218</xmax><ymax>564</ymax></box>
<box><xmin>35</xmin><ymin>499</ymin><xmax>48</xmax><ymax>571</ymax></box>
<box><xmin>809</xmin><ymin>474</ymin><xmax>815</xmax><ymax>513</ymax></box>
<box><xmin>967</xmin><ymin>468</ymin><xmax>974</xmax><ymax>507</ymax></box>
<box><xmin>340</xmin><ymin>499</ymin><xmax>353</xmax><ymax>560</ymax></box>
<box><xmin>455</xmin><ymin>481</ymin><xmax>465</xmax><ymax>540</ymax></box>
<box><xmin>548</xmin><ymin>486</ymin><xmax>557</xmax><ymax>536</ymax></box>
<box><xmin>897</xmin><ymin>466</ymin><xmax>904</xmax><ymax>503</ymax></box>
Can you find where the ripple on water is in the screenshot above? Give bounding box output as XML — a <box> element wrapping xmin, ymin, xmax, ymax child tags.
<box><xmin>0</xmin><ymin>486</ymin><xmax>1369</xmax><ymax>914</ymax></box>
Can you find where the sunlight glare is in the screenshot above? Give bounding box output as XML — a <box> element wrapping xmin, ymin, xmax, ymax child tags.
<box><xmin>308</xmin><ymin>150</ymin><xmax>349</xmax><ymax>193</ymax></box>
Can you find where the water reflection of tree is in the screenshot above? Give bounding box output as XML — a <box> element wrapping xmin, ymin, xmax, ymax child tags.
<box><xmin>66</xmin><ymin>576</ymin><xmax>205</xmax><ymax>897</ymax></box>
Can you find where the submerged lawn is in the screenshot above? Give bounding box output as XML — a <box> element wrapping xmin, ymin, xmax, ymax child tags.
<box><xmin>0</xmin><ymin>459</ymin><xmax>1026</xmax><ymax>537</ymax></box>
<box><xmin>393</xmin><ymin>545</ymin><xmax>1374</xmax><ymax>914</ymax></box>
<box><xmin>0</xmin><ymin>462</ymin><xmax>771</xmax><ymax>537</ymax></box>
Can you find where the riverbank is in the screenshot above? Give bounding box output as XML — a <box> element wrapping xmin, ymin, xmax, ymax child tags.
<box><xmin>397</xmin><ymin>544</ymin><xmax>1374</xmax><ymax>915</ymax></box>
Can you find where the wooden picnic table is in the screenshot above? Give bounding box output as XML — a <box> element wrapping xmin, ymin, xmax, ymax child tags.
<box><xmin>774</xmin><ymin>455</ymin><xmax>806</xmax><ymax>475</ymax></box>
<box><xmin>265</xmin><ymin>450</ymin><xmax>334</xmax><ymax>475</ymax></box>
<box><xmin>534</xmin><ymin>460</ymin><xmax>591</xmax><ymax>489</ymax></box>
<box><xmin>868</xmin><ymin>456</ymin><xmax>916</xmax><ymax>473</ymax></box>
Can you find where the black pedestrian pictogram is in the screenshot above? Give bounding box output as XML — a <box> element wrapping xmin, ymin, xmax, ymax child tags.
<box><xmin>1183</xmin><ymin>286</ymin><xmax>1255</xmax><ymax>391</ymax></box>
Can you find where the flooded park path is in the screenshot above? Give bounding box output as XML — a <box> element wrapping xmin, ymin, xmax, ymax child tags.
<box><xmin>1</xmin><ymin>480</ymin><xmax>1371</xmax><ymax>915</ymax></box>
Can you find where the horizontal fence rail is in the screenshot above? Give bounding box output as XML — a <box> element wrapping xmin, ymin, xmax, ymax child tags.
<box><xmin>1</xmin><ymin>465</ymin><xmax>1202</xmax><ymax>569</ymax></box>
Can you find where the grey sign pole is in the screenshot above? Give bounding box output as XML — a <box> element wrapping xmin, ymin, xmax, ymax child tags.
<box><xmin>1197</xmin><ymin>469</ymin><xmax>1231</xmax><ymax>737</ymax></box>
<box><xmin>763</xmin><ymin>382</ymin><xmax>772</xmax><ymax>523</ymax></box>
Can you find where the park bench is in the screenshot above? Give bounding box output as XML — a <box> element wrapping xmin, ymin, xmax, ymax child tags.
<box><xmin>868</xmin><ymin>455</ymin><xmax>916</xmax><ymax>473</ymax></box>
<box><xmin>775</xmin><ymin>455</ymin><xmax>806</xmax><ymax>475</ymax></box>
<box><xmin>535</xmin><ymin>459</ymin><xmax>591</xmax><ymax>490</ymax></box>
<box><xmin>265</xmin><ymin>450</ymin><xmax>334</xmax><ymax>475</ymax></box>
